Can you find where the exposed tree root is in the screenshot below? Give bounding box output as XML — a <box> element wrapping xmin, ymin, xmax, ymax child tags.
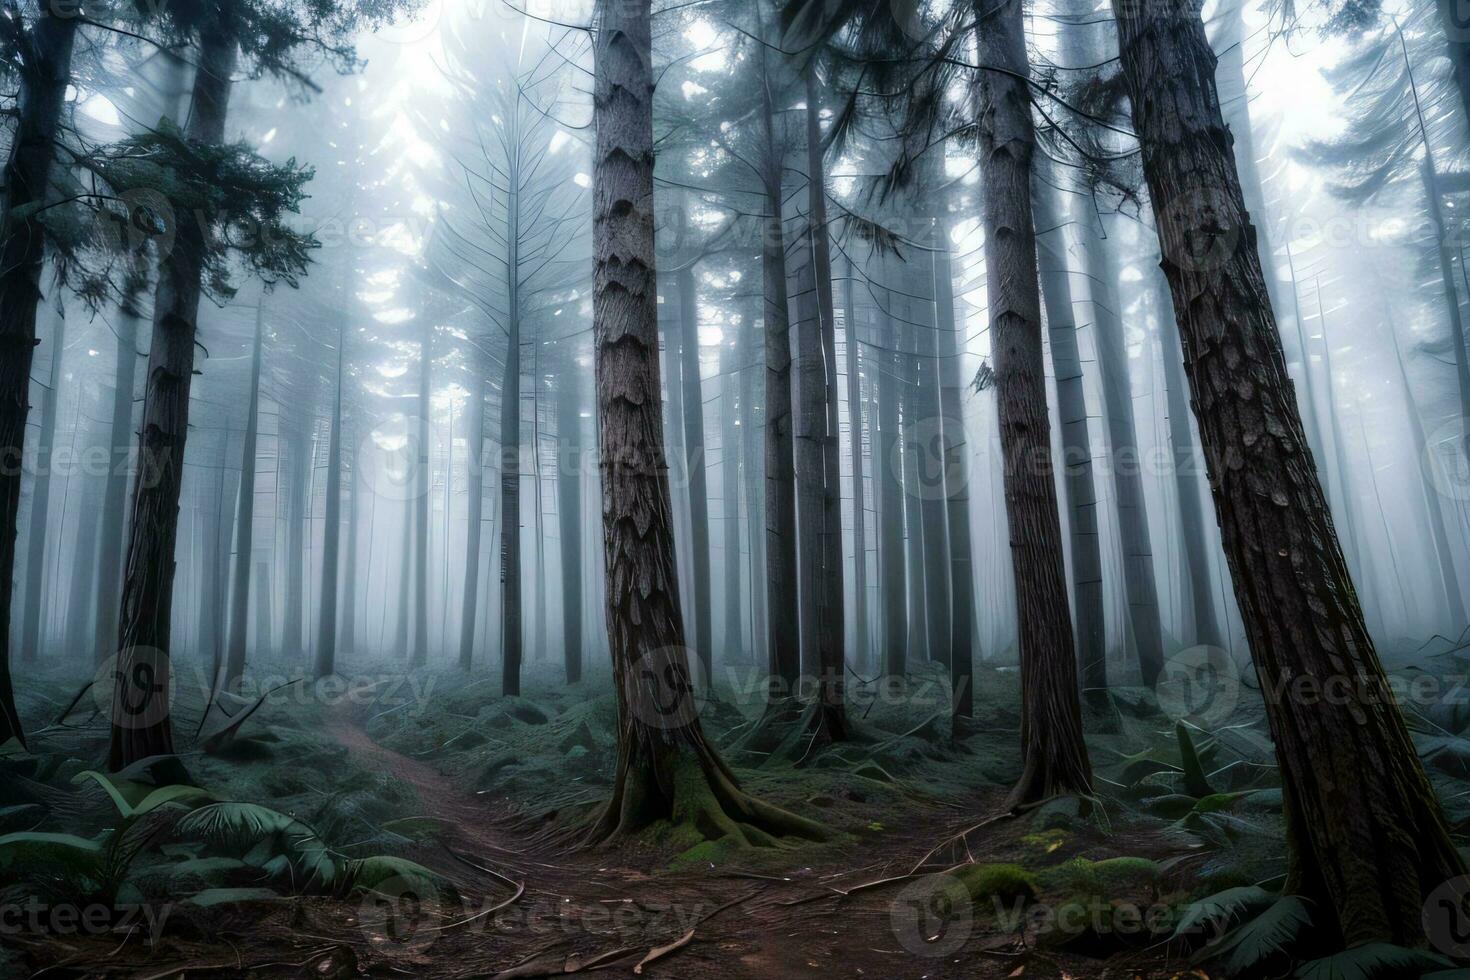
<box><xmin>585</xmin><ymin>744</ymin><xmax>830</xmax><ymax>849</ymax></box>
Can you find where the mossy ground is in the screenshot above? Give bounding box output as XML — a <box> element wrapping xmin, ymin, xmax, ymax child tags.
<box><xmin>6</xmin><ymin>630</ymin><xmax>1470</xmax><ymax>976</ymax></box>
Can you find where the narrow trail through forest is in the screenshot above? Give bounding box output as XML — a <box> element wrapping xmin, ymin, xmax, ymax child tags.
<box><xmin>307</xmin><ymin>710</ymin><xmax>1184</xmax><ymax>979</ymax></box>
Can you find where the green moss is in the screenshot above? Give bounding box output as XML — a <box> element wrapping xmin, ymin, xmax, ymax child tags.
<box><xmin>671</xmin><ymin>837</ymin><xmax>741</xmax><ymax>869</ymax></box>
<box><xmin>1191</xmin><ymin>792</ymin><xmax>1247</xmax><ymax>815</ymax></box>
<box><xmin>953</xmin><ymin>863</ymin><xmax>1039</xmax><ymax>906</ymax></box>
<box><xmin>1019</xmin><ymin>829</ymin><xmax>1067</xmax><ymax>857</ymax></box>
<box><xmin>1038</xmin><ymin>856</ymin><xmax>1160</xmax><ymax>897</ymax></box>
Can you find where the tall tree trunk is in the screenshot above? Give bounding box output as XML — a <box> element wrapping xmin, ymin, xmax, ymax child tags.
<box><xmin>1059</xmin><ymin>0</ymin><xmax>1165</xmax><ymax>680</ymax></box>
<box><xmin>21</xmin><ymin>307</ymin><xmax>64</xmax><ymax>665</ymax></box>
<box><xmin>501</xmin><ymin>260</ymin><xmax>523</xmax><ymax>695</ymax></box>
<box><xmin>1112</xmin><ymin>0</ymin><xmax>1467</xmax><ymax>944</ymax></box>
<box><xmin>899</xmin><ymin>362</ymin><xmax>929</xmax><ymax>663</ymax></box>
<box><xmin>66</xmin><ymin>458</ymin><xmax>102</xmax><ymax>657</ymax></box>
<box><xmin>281</xmin><ymin>428</ymin><xmax>308</xmax><ymax>659</ymax></box>
<box><xmin>720</xmin><ymin>336</ymin><xmax>743</xmax><ymax>663</ymax></box>
<box><xmin>110</xmin><ymin>34</ymin><xmax>238</xmax><ymax>770</ymax></box>
<box><xmin>757</xmin><ymin>26</ymin><xmax>800</xmax><ymax>705</ymax></box>
<box><xmin>794</xmin><ymin>72</ymin><xmax>845</xmax><ymax>737</ymax></box>
<box><xmin>1033</xmin><ymin>166</ymin><xmax>1107</xmax><ymax>703</ymax></box>
<box><xmin>586</xmin><ymin>0</ymin><xmax>824</xmax><ymax>845</ymax></box>
<box><xmin>1384</xmin><ymin>305</ymin><xmax>1467</xmax><ymax>627</ymax></box>
<box><xmin>1215</xmin><ymin>0</ymin><xmax>1327</xmax><ymax>466</ymax></box>
<box><xmin>459</xmin><ymin>366</ymin><xmax>486</xmax><ymax>671</ymax></box>
<box><xmin>934</xmin><ymin>208</ymin><xmax>976</xmax><ymax>720</ymax></box>
<box><xmin>975</xmin><ymin>0</ymin><xmax>1092</xmax><ymax>807</ymax></box>
<box><xmin>412</xmin><ymin>329</ymin><xmax>431</xmax><ymax>666</ymax></box>
<box><xmin>253</xmin><ymin>560</ymin><xmax>272</xmax><ymax>654</ymax></box>
<box><xmin>1091</xmin><ymin>234</ymin><xmax>1165</xmax><ymax>686</ymax></box>
<box><xmin>842</xmin><ymin>257</ymin><xmax>869</xmax><ymax>673</ymax></box>
<box><xmin>1404</xmin><ymin>34</ymin><xmax>1470</xmax><ymax>479</ymax></box>
<box><xmin>340</xmin><ymin>432</ymin><xmax>359</xmax><ymax>655</ymax></box>
<box><xmin>394</xmin><ymin>495</ymin><xmax>411</xmax><ymax>655</ymax></box>
<box><xmin>0</xmin><ymin>9</ymin><xmax>77</xmax><ymax>747</ymax></box>
<box><xmin>876</xmin><ymin>278</ymin><xmax>908</xmax><ymax>680</ymax></box>
<box><xmin>558</xmin><ymin>367</ymin><xmax>584</xmax><ymax>684</ymax></box>
<box><xmin>740</xmin><ymin>303</ymin><xmax>767</xmax><ymax>665</ymax></box>
<box><xmin>1154</xmin><ymin>273</ymin><xmax>1224</xmax><ymax>647</ymax></box>
<box><xmin>96</xmin><ymin>305</ymin><xmax>142</xmax><ymax>665</ymax></box>
<box><xmin>906</xmin><ymin>213</ymin><xmax>951</xmax><ymax>672</ymax></box>
<box><xmin>677</xmin><ymin>245</ymin><xmax>713</xmax><ymax>682</ymax></box>
<box><xmin>532</xmin><ymin>355</ymin><xmax>549</xmax><ymax>663</ymax></box>
<box><xmin>225</xmin><ymin>308</ymin><xmax>263</xmax><ymax>688</ymax></box>
<box><xmin>314</xmin><ymin>328</ymin><xmax>345</xmax><ymax>678</ymax></box>
<box><xmin>194</xmin><ymin>464</ymin><xmax>222</xmax><ymax>672</ymax></box>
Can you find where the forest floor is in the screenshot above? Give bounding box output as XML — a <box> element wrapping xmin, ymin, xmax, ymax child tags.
<box><xmin>9</xmin><ymin>635</ymin><xmax>1470</xmax><ymax>978</ymax></box>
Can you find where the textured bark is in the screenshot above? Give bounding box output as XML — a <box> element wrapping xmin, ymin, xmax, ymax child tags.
<box><xmin>314</xmin><ymin>329</ymin><xmax>345</xmax><ymax>678</ymax></box>
<box><xmin>587</xmin><ymin>0</ymin><xmax>823</xmax><ymax>845</ymax></box>
<box><xmin>558</xmin><ymin>368</ymin><xmax>584</xmax><ymax>684</ymax></box>
<box><xmin>110</xmin><ymin>34</ymin><xmax>238</xmax><ymax>770</ymax></box>
<box><xmin>1033</xmin><ymin>167</ymin><xmax>1106</xmax><ymax>699</ymax></box>
<box><xmin>225</xmin><ymin>310</ymin><xmax>263</xmax><ymax>688</ymax></box>
<box><xmin>975</xmin><ymin>0</ymin><xmax>1092</xmax><ymax>807</ymax></box>
<box><xmin>0</xmin><ymin>9</ymin><xmax>77</xmax><ymax>749</ymax></box>
<box><xmin>1113</xmin><ymin>0</ymin><xmax>1466</xmax><ymax>945</ymax></box>
<box><xmin>1215</xmin><ymin>0</ymin><xmax>1326</xmax><ymax>467</ymax></box>
<box><xmin>676</xmin><ymin>248</ymin><xmax>713</xmax><ymax>681</ymax></box>
<box><xmin>21</xmin><ymin>308</ymin><xmax>64</xmax><ymax>665</ymax></box>
<box><xmin>1154</xmin><ymin>274</ymin><xmax>1223</xmax><ymax>647</ymax></box>
<box><xmin>459</xmin><ymin>366</ymin><xmax>486</xmax><ymax>671</ymax></box>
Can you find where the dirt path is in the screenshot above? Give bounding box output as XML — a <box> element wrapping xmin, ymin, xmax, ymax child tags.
<box><xmin>22</xmin><ymin>713</ymin><xmax>1184</xmax><ymax>978</ymax></box>
<box><xmin>316</xmin><ymin>713</ymin><xmax>1182</xmax><ymax>980</ymax></box>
